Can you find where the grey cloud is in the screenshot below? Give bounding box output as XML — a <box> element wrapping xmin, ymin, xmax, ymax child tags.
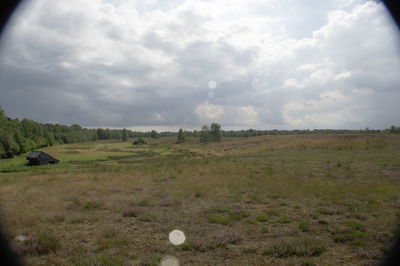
<box><xmin>0</xmin><ymin>0</ymin><xmax>399</xmax><ymax>130</ymax></box>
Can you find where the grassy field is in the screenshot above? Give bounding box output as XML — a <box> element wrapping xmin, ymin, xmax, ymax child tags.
<box><xmin>1</xmin><ymin>134</ymin><xmax>400</xmax><ymax>265</ymax></box>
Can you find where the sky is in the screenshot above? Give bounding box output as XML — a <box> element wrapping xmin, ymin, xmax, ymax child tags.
<box><xmin>0</xmin><ymin>0</ymin><xmax>399</xmax><ymax>131</ymax></box>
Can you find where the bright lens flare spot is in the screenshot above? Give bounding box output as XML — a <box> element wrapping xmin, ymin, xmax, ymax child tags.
<box><xmin>208</xmin><ymin>80</ymin><xmax>217</xmax><ymax>89</ymax></box>
<box><xmin>160</xmin><ymin>255</ymin><xmax>180</xmax><ymax>266</ymax></box>
<box><xmin>169</xmin><ymin>229</ymin><xmax>186</xmax><ymax>245</ymax></box>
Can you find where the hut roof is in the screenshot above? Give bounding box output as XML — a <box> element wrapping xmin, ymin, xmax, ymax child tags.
<box><xmin>26</xmin><ymin>151</ymin><xmax>57</xmax><ymax>160</ymax></box>
<box><xmin>26</xmin><ymin>151</ymin><xmax>42</xmax><ymax>158</ymax></box>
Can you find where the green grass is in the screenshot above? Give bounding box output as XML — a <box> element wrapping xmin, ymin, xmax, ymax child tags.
<box><xmin>256</xmin><ymin>215</ymin><xmax>269</xmax><ymax>222</ymax></box>
<box><xmin>299</xmin><ymin>221</ymin><xmax>311</xmax><ymax>232</ymax></box>
<box><xmin>277</xmin><ymin>217</ymin><xmax>292</xmax><ymax>224</ymax></box>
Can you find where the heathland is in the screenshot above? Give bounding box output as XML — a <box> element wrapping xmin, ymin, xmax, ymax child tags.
<box><xmin>1</xmin><ymin>134</ymin><xmax>400</xmax><ymax>265</ymax></box>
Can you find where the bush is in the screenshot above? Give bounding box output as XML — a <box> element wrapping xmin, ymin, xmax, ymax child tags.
<box><xmin>133</xmin><ymin>138</ymin><xmax>146</xmax><ymax>145</ymax></box>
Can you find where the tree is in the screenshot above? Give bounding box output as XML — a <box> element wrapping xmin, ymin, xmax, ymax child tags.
<box><xmin>0</xmin><ymin>142</ymin><xmax>5</xmax><ymax>158</ymax></box>
<box><xmin>177</xmin><ymin>128</ymin><xmax>185</xmax><ymax>143</ymax></box>
<box><xmin>200</xmin><ymin>125</ymin><xmax>210</xmax><ymax>143</ymax></box>
<box><xmin>150</xmin><ymin>130</ymin><xmax>159</xmax><ymax>139</ymax></box>
<box><xmin>0</xmin><ymin>134</ymin><xmax>20</xmax><ymax>158</ymax></box>
<box><xmin>210</xmin><ymin>123</ymin><xmax>222</xmax><ymax>142</ymax></box>
<box><xmin>122</xmin><ymin>129</ymin><xmax>128</xmax><ymax>141</ymax></box>
<box><xmin>133</xmin><ymin>137</ymin><xmax>146</xmax><ymax>145</ymax></box>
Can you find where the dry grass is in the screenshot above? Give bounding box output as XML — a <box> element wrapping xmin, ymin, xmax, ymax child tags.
<box><xmin>0</xmin><ymin>134</ymin><xmax>400</xmax><ymax>265</ymax></box>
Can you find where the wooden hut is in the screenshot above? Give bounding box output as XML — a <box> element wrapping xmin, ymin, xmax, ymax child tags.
<box><xmin>26</xmin><ymin>151</ymin><xmax>59</xmax><ymax>166</ymax></box>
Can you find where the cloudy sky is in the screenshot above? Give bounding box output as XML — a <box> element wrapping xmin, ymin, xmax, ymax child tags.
<box><xmin>0</xmin><ymin>0</ymin><xmax>399</xmax><ymax>130</ymax></box>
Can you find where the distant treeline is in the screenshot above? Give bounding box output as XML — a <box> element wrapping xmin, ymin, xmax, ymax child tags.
<box><xmin>1</xmin><ymin>109</ymin><xmax>154</xmax><ymax>158</ymax></box>
<box><xmin>1</xmin><ymin>108</ymin><xmax>400</xmax><ymax>158</ymax></box>
<box><xmin>220</xmin><ymin>128</ymin><xmax>400</xmax><ymax>137</ymax></box>
<box><xmin>165</xmin><ymin>127</ymin><xmax>400</xmax><ymax>138</ymax></box>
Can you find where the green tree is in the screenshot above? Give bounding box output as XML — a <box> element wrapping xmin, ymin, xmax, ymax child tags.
<box><xmin>200</xmin><ymin>125</ymin><xmax>210</xmax><ymax>143</ymax></box>
<box><xmin>122</xmin><ymin>129</ymin><xmax>128</xmax><ymax>141</ymax></box>
<box><xmin>0</xmin><ymin>142</ymin><xmax>5</xmax><ymax>158</ymax></box>
<box><xmin>210</xmin><ymin>123</ymin><xmax>222</xmax><ymax>142</ymax></box>
<box><xmin>0</xmin><ymin>134</ymin><xmax>20</xmax><ymax>158</ymax></box>
<box><xmin>150</xmin><ymin>130</ymin><xmax>159</xmax><ymax>139</ymax></box>
<box><xmin>177</xmin><ymin>128</ymin><xmax>185</xmax><ymax>143</ymax></box>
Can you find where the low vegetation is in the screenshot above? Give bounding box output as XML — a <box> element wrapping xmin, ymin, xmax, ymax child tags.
<box><xmin>1</xmin><ymin>133</ymin><xmax>400</xmax><ymax>265</ymax></box>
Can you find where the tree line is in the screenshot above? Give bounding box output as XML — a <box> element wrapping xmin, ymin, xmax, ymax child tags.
<box><xmin>0</xmin><ymin>109</ymin><xmax>157</xmax><ymax>158</ymax></box>
<box><xmin>1</xmin><ymin>108</ymin><xmax>399</xmax><ymax>158</ymax></box>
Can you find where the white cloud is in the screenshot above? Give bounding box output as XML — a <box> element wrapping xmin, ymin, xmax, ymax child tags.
<box><xmin>195</xmin><ymin>102</ymin><xmax>224</xmax><ymax>122</ymax></box>
<box><xmin>0</xmin><ymin>0</ymin><xmax>399</xmax><ymax>130</ymax></box>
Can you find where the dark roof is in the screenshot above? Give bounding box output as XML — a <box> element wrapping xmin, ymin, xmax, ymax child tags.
<box><xmin>26</xmin><ymin>151</ymin><xmax>58</xmax><ymax>160</ymax></box>
<box><xmin>26</xmin><ymin>151</ymin><xmax>42</xmax><ymax>158</ymax></box>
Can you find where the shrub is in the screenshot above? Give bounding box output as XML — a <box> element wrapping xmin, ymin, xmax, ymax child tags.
<box><xmin>133</xmin><ymin>138</ymin><xmax>146</xmax><ymax>145</ymax></box>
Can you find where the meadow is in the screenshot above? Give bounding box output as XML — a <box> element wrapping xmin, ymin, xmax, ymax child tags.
<box><xmin>0</xmin><ymin>134</ymin><xmax>400</xmax><ymax>265</ymax></box>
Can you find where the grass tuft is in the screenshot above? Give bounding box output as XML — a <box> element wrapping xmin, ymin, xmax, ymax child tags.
<box><xmin>264</xmin><ymin>238</ymin><xmax>326</xmax><ymax>258</ymax></box>
<box><xmin>83</xmin><ymin>201</ymin><xmax>101</xmax><ymax>210</ymax></box>
<box><xmin>208</xmin><ymin>215</ymin><xmax>230</xmax><ymax>225</ymax></box>
<box><xmin>299</xmin><ymin>221</ymin><xmax>311</xmax><ymax>232</ymax></box>
<box><xmin>256</xmin><ymin>215</ymin><xmax>269</xmax><ymax>222</ymax></box>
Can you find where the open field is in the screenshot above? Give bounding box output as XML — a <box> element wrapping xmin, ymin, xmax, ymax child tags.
<box><xmin>1</xmin><ymin>134</ymin><xmax>400</xmax><ymax>265</ymax></box>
